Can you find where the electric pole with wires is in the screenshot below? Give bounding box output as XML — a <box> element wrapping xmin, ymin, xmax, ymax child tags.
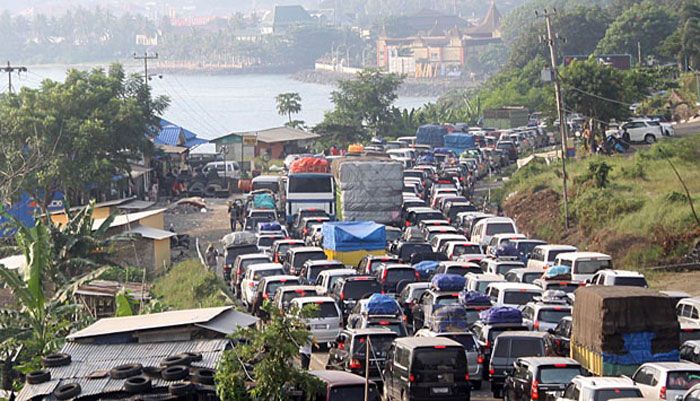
<box><xmin>537</xmin><ymin>8</ymin><xmax>570</xmax><ymax>229</ymax></box>
<box><xmin>2</xmin><ymin>61</ymin><xmax>27</xmax><ymax>94</ymax></box>
<box><xmin>133</xmin><ymin>52</ymin><xmax>158</xmax><ymax>87</ymax></box>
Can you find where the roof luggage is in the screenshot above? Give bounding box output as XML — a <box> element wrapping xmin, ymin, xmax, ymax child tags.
<box><xmin>544</xmin><ymin>265</ymin><xmax>571</xmax><ymax>280</ymax></box>
<box><xmin>430</xmin><ymin>274</ymin><xmax>466</xmax><ymax>292</ymax></box>
<box><xmin>428</xmin><ymin>304</ymin><xmax>470</xmax><ymax>333</ymax></box>
<box><xmin>365</xmin><ymin>294</ymin><xmax>401</xmax><ymax>316</ymax></box>
<box><xmin>253</xmin><ymin>193</ymin><xmax>276</xmax><ymax>209</ymax></box>
<box><xmin>413</xmin><ymin>261</ymin><xmax>439</xmax><ymax>280</ymax></box>
<box><xmin>459</xmin><ymin>291</ymin><xmax>492</xmax><ymax>306</ymax></box>
<box><xmin>289</xmin><ymin>157</ymin><xmax>330</xmax><ymax>174</ymax></box>
<box><xmin>221</xmin><ymin>231</ymin><xmax>257</xmax><ymax>248</ymax></box>
<box><xmin>258</xmin><ymin>222</ymin><xmax>282</xmax><ymax>232</ymax></box>
<box><xmin>479</xmin><ymin>306</ymin><xmax>523</xmax><ymax>325</ymax></box>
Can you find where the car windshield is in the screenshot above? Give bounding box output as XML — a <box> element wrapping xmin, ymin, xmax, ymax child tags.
<box><xmin>575</xmin><ymin>259</ymin><xmax>612</xmax><ymax>274</ymax></box>
<box><xmin>413</xmin><ymin>348</ymin><xmax>465</xmax><ymax>370</ymax></box>
<box><xmin>400</xmin><ymin>244</ymin><xmax>432</xmax><ymax>259</ymax></box>
<box><xmin>538</xmin><ymin>309</ymin><xmax>571</xmax><ymax>323</ymax></box>
<box><xmin>329</xmin><ymin>385</ymin><xmax>379</xmax><ymax>401</ymax></box>
<box><xmin>343</xmin><ymin>280</ymin><xmax>382</xmax><ymax>299</ymax></box>
<box><xmin>503</xmin><ymin>291</ymin><xmax>539</xmax><ymax>305</ymax></box>
<box><xmin>538</xmin><ymin>367</ymin><xmax>583</xmax><ymax>384</ymax></box>
<box><xmin>294</xmin><ymin>252</ymin><xmax>326</xmax><ymax>268</ymax></box>
<box><xmin>666</xmin><ymin>371</ymin><xmax>700</xmax><ymax>390</ymax></box>
<box><xmin>253</xmin><ymin>269</ymin><xmax>284</xmax><ymax>280</ymax></box>
<box><xmin>453</xmin><ymin>245</ymin><xmax>483</xmax><ymax>255</ymax></box>
<box><xmin>614</xmin><ymin>277</ymin><xmax>648</xmax><ymax>287</ymax></box>
<box><xmin>548</xmin><ymin>249</ymin><xmax>574</xmax><ymax>262</ymax></box>
<box><xmin>496</xmin><ymin>264</ymin><xmax>523</xmax><ymax>275</ymax></box>
<box><xmin>307</xmin><ymin>302</ymin><xmax>338</xmax><ymax>318</ymax></box>
<box><xmin>486</xmin><ymin>223</ymin><xmax>515</xmax><ymax>236</ymax></box>
<box><xmin>288</xmin><ymin>175</ymin><xmax>332</xmax><ymax>193</ymax></box>
<box><xmin>594</xmin><ymin>389</ymin><xmax>642</xmax><ymax>401</ymax></box>
<box><xmin>258</xmin><ymin>237</ymin><xmax>281</xmax><ymax>247</ymax></box>
<box><xmin>443</xmin><ymin>334</ymin><xmax>479</xmax><ymax>351</ymax></box>
<box><xmin>352</xmin><ymin>334</ymin><xmax>396</xmax><ymax>357</ymax></box>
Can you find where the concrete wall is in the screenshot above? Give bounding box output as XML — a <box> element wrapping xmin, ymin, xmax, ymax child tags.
<box><xmin>138</xmin><ymin>213</ymin><xmax>165</xmax><ymax>230</ymax></box>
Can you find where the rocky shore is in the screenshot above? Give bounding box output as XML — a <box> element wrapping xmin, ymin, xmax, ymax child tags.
<box><xmin>292</xmin><ymin>69</ymin><xmax>480</xmax><ymax>98</ymax></box>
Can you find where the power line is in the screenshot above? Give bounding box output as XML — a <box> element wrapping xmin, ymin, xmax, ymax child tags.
<box><xmin>157</xmin><ymin>78</ymin><xmax>224</xmax><ymax>136</ymax></box>
<box><xmin>2</xmin><ymin>61</ymin><xmax>28</xmax><ymax>94</ymax></box>
<box><xmin>565</xmin><ymin>86</ymin><xmax>633</xmax><ymax>107</ymax></box>
<box><xmin>152</xmin><ymin>79</ymin><xmax>223</xmax><ymax>137</ymax></box>
<box><xmin>133</xmin><ymin>52</ymin><xmax>158</xmax><ymax>86</ymax></box>
<box><xmin>169</xmin><ymin>74</ymin><xmax>230</xmax><ymax>133</ymax></box>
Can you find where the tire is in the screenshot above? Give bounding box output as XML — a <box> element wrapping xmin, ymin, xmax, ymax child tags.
<box><xmin>124</xmin><ymin>375</ymin><xmax>152</xmax><ymax>393</ymax></box>
<box><xmin>645</xmin><ymin>134</ymin><xmax>656</xmax><ymax>144</ymax></box>
<box><xmin>53</xmin><ymin>383</ymin><xmax>81</xmax><ymax>400</ymax></box>
<box><xmin>191</xmin><ymin>367</ymin><xmax>216</xmax><ymax>385</ymax></box>
<box><xmin>42</xmin><ymin>353</ymin><xmax>71</xmax><ymax>368</ymax></box>
<box><xmin>169</xmin><ymin>382</ymin><xmax>194</xmax><ymax>396</ymax></box>
<box><xmin>161</xmin><ymin>355</ymin><xmax>191</xmax><ymax>368</ymax></box>
<box><xmin>161</xmin><ymin>365</ymin><xmax>189</xmax><ymax>381</ymax></box>
<box><xmin>179</xmin><ymin>351</ymin><xmax>203</xmax><ymax>363</ymax></box>
<box><xmin>110</xmin><ymin>363</ymin><xmax>143</xmax><ymax>379</ymax></box>
<box><xmin>26</xmin><ymin>370</ymin><xmax>51</xmax><ymax>385</ymax></box>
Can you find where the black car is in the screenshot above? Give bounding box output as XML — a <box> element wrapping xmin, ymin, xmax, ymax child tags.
<box><xmin>547</xmin><ymin>316</ymin><xmax>572</xmax><ymax>357</ymax></box>
<box><xmin>504</xmin><ymin>357</ymin><xmax>584</xmax><ymax>401</ymax></box>
<box><xmin>375</xmin><ymin>264</ymin><xmax>418</xmax><ymax>294</ymax></box>
<box><xmin>326</xmin><ymin>328</ymin><xmax>398</xmax><ymax>383</ymax></box>
<box><xmin>383</xmin><ymin>337</ymin><xmax>471</xmax><ymax>401</ymax></box>
<box><xmin>393</xmin><ymin>241</ymin><xmax>433</xmax><ymax>263</ymax></box>
<box><xmin>330</xmin><ymin>276</ymin><xmax>383</xmax><ymax>320</ymax></box>
<box><xmin>489</xmin><ymin>332</ymin><xmax>551</xmax><ymax>398</ymax></box>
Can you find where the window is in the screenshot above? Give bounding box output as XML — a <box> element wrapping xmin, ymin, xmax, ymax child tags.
<box><xmin>396</xmin><ymin>347</ymin><xmax>410</xmax><ymax>367</ymax></box>
<box><xmin>489</xmin><ymin>288</ymin><xmax>500</xmax><ymax>303</ymax></box>
<box><xmin>486</xmin><ymin>223</ymin><xmax>516</xmax><ymax>236</ymax></box>
<box><xmin>538</xmin><ymin>309</ymin><xmax>571</xmax><ymax>323</ymax></box>
<box><xmin>538</xmin><ymin>367</ymin><xmax>583</xmax><ymax>384</ymax></box>
<box><xmin>503</xmin><ymin>291</ymin><xmax>539</xmax><ymax>305</ymax></box>
<box><xmin>329</xmin><ymin>385</ymin><xmax>378</xmax><ymax>401</ymax></box>
<box><xmin>594</xmin><ymin>388</ymin><xmax>642</xmax><ymax>401</ymax></box>
<box><xmin>511</xmin><ymin>339</ymin><xmax>544</xmax><ymax>358</ymax></box>
<box><xmin>692</xmin><ymin>307</ymin><xmax>699</xmax><ymax>319</ymax></box>
<box><xmin>633</xmin><ymin>368</ymin><xmax>654</xmax><ymax>385</ymax></box>
<box><xmin>308</xmin><ymin>302</ymin><xmax>339</xmax><ymax>318</ymax></box>
<box><xmin>666</xmin><ymin>370</ymin><xmax>700</xmax><ymax>390</ymax></box>
<box><xmin>413</xmin><ymin>348</ymin><xmax>465</xmax><ymax>370</ymax></box>
<box><xmin>574</xmin><ymin>259</ymin><xmax>611</xmax><ymax>274</ymax></box>
<box><xmin>288</xmin><ymin>175</ymin><xmax>333</xmax><ymax>193</ymax></box>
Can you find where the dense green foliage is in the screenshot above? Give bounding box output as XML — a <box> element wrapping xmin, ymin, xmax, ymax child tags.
<box><xmin>151</xmin><ymin>259</ymin><xmax>232</xmax><ymax>310</ymax></box>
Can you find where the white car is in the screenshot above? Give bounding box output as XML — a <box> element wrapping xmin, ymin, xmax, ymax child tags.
<box><xmin>485</xmin><ymin>282</ymin><xmax>543</xmax><ymax>308</ymax></box>
<box><xmin>554</xmin><ymin>251</ymin><xmax>612</xmax><ymax>283</ymax></box>
<box><xmin>620</xmin><ymin>120</ymin><xmax>666</xmax><ymax>144</ymax></box>
<box><xmin>485</xmin><ymin>233</ymin><xmax>528</xmax><ymax>257</ymax></box>
<box><xmin>470</xmin><ymin>217</ymin><xmax>518</xmax><ymax>247</ymax></box>
<box><xmin>557</xmin><ymin>376</ymin><xmax>642</xmax><ymax>401</ymax></box>
<box><xmin>240</xmin><ymin>263</ymin><xmax>285</xmax><ymax>308</ymax></box>
<box><xmin>430</xmin><ymin>233</ymin><xmax>468</xmax><ymax>253</ymax></box>
<box><xmin>527</xmin><ymin>244</ymin><xmax>578</xmax><ymax>270</ymax></box>
<box><xmin>678</xmin><ymin>298</ymin><xmax>700</xmax><ymax>326</ymax></box>
<box><xmin>588</xmin><ymin>269</ymin><xmax>648</xmax><ymax>287</ymax></box>
<box><xmin>314</xmin><ymin>268</ymin><xmax>356</xmax><ymax>295</ymax></box>
<box><xmin>631</xmin><ymin>362</ymin><xmax>700</xmax><ymax>401</ymax></box>
<box><xmin>465</xmin><ymin>272</ymin><xmax>504</xmax><ymax>294</ymax></box>
<box><xmin>521</xmin><ymin>302</ymin><xmax>571</xmax><ymax>332</ymax></box>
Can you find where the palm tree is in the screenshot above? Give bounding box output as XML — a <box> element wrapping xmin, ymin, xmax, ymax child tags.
<box><xmin>275</xmin><ymin>92</ymin><xmax>302</xmax><ymax>125</ymax></box>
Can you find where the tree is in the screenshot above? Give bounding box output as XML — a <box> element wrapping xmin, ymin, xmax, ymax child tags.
<box><xmin>315</xmin><ymin>69</ymin><xmax>403</xmax><ymax>144</ymax></box>
<box><xmin>560</xmin><ymin>59</ymin><xmax>629</xmax><ymax>122</ymax></box>
<box><xmin>216</xmin><ymin>303</ymin><xmax>322</xmax><ymax>401</ymax></box>
<box><xmin>0</xmin><ymin>64</ymin><xmax>168</xmax><ymax>213</ymax></box>
<box><xmin>275</xmin><ymin>92</ymin><xmax>302</xmax><ymax>125</ymax></box>
<box><xmin>595</xmin><ymin>1</ymin><xmax>678</xmax><ymax>64</ymax></box>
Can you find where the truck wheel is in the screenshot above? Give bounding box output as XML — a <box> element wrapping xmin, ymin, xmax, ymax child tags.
<box><xmin>644</xmin><ymin>134</ymin><xmax>656</xmax><ymax>144</ymax></box>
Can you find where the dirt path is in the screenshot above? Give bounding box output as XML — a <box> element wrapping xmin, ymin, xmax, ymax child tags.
<box><xmin>163</xmin><ymin>198</ymin><xmax>233</xmax><ymax>257</ymax></box>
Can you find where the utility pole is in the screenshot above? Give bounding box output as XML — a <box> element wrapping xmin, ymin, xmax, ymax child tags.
<box><xmin>133</xmin><ymin>52</ymin><xmax>158</xmax><ymax>86</ymax></box>
<box><xmin>538</xmin><ymin>8</ymin><xmax>570</xmax><ymax>229</ymax></box>
<box><xmin>637</xmin><ymin>42</ymin><xmax>642</xmax><ymax>66</ymax></box>
<box><xmin>2</xmin><ymin>61</ymin><xmax>27</xmax><ymax>94</ymax></box>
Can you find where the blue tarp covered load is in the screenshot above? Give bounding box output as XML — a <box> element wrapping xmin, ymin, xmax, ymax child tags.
<box><xmin>416</xmin><ymin>125</ymin><xmax>449</xmax><ymax>148</ymax></box>
<box><xmin>459</xmin><ymin>291</ymin><xmax>492</xmax><ymax>306</ymax></box>
<box><xmin>443</xmin><ymin>133</ymin><xmax>476</xmax><ymax>155</ymax></box>
<box><xmin>366</xmin><ymin>294</ymin><xmax>401</xmax><ymax>315</ymax></box>
<box><xmin>544</xmin><ymin>265</ymin><xmax>571</xmax><ymax>280</ymax></box>
<box><xmin>253</xmin><ymin>193</ymin><xmax>275</xmax><ymax>209</ymax></box>
<box><xmin>479</xmin><ymin>306</ymin><xmax>522</xmax><ymax>325</ymax></box>
<box><xmin>413</xmin><ymin>261</ymin><xmax>439</xmax><ymax>280</ymax></box>
<box><xmin>430</xmin><ymin>274</ymin><xmax>466</xmax><ymax>292</ymax></box>
<box><xmin>417</xmin><ymin>154</ymin><xmax>436</xmax><ymax>165</ymax></box>
<box><xmin>602</xmin><ymin>332</ymin><xmax>680</xmax><ymax>365</ymax></box>
<box><xmin>322</xmin><ymin>221</ymin><xmax>386</xmax><ymax>252</ymax></box>
<box><xmin>428</xmin><ymin>304</ymin><xmax>470</xmax><ymax>332</ymax></box>
<box><xmin>258</xmin><ymin>222</ymin><xmax>282</xmax><ymax>232</ymax></box>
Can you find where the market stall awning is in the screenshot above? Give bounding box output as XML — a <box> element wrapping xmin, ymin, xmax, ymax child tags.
<box><xmin>153</xmin><ymin>119</ymin><xmax>209</xmax><ymax>149</ymax></box>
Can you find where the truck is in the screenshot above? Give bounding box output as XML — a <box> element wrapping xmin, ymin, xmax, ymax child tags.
<box><xmin>571</xmin><ymin>286</ymin><xmax>680</xmax><ymax>376</ymax></box>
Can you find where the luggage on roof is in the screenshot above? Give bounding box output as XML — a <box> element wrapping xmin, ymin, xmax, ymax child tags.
<box><xmin>259</xmin><ymin>222</ymin><xmax>282</xmax><ymax>232</ymax></box>
<box><xmin>544</xmin><ymin>265</ymin><xmax>571</xmax><ymax>280</ymax></box>
<box><xmin>413</xmin><ymin>261</ymin><xmax>439</xmax><ymax>280</ymax></box>
<box><xmin>253</xmin><ymin>193</ymin><xmax>275</xmax><ymax>209</ymax></box>
<box><xmin>459</xmin><ymin>291</ymin><xmax>492</xmax><ymax>306</ymax></box>
<box><xmin>428</xmin><ymin>304</ymin><xmax>469</xmax><ymax>333</ymax></box>
<box><xmin>289</xmin><ymin>157</ymin><xmax>330</xmax><ymax>174</ymax></box>
<box><xmin>221</xmin><ymin>231</ymin><xmax>257</xmax><ymax>247</ymax></box>
<box><xmin>479</xmin><ymin>306</ymin><xmax>523</xmax><ymax>325</ymax></box>
<box><xmin>430</xmin><ymin>274</ymin><xmax>466</xmax><ymax>292</ymax></box>
<box><xmin>366</xmin><ymin>294</ymin><xmax>401</xmax><ymax>316</ymax></box>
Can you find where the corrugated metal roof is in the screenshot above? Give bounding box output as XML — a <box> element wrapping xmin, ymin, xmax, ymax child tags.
<box><xmin>17</xmin><ymin>339</ymin><xmax>227</xmax><ymax>401</ymax></box>
<box><xmin>212</xmin><ymin>126</ymin><xmax>319</xmax><ymax>145</ymax></box>
<box><xmin>67</xmin><ymin>306</ymin><xmax>249</xmax><ymax>340</ymax></box>
<box><xmin>92</xmin><ymin>208</ymin><xmax>167</xmax><ymax>231</ymax></box>
<box><xmin>128</xmin><ymin>225</ymin><xmax>177</xmax><ymax>240</ymax></box>
<box><xmin>154</xmin><ymin>119</ymin><xmax>208</xmax><ymax>149</ymax></box>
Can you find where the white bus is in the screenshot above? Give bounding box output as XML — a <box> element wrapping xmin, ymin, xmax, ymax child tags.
<box><xmin>285</xmin><ymin>173</ymin><xmax>336</xmax><ymax>224</ymax></box>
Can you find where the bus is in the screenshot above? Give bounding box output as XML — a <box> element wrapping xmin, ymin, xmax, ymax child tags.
<box><xmin>285</xmin><ymin>173</ymin><xmax>336</xmax><ymax>224</ymax></box>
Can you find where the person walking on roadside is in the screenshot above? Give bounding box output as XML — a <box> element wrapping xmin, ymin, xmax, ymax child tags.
<box><xmin>299</xmin><ymin>333</ymin><xmax>314</xmax><ymax>370</ymax></box>
<box><xmin>205</xmin><ymin>244</ymin><xmax>219</xmax><ymax>271</ymax></box>
<box><xmin>228</xmin><ymin>202</ymin><xmax>239</xmax><ymax>231</ymax></box>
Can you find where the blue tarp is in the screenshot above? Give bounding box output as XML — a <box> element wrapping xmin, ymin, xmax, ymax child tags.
<box><xmin>413</xmin><ymin>261</ymin><xmax>439</xmax><ymax>280</ymax></box>
<box><xmin>459</xmin><ymin>291</ymin><xmax>492</xmax><ymax>306</ymax></box>
<box><xmin>431</xmin><ymin>274</ymin><xmax>466</xmax><ymax>292</ymax></box>
<box><xmin>253</xmin><ymin>193</ymin><xmax>275</xmax><ymax>209</ymax></box>
<box><xmin>602</xmin><ymin>332</ymin><xmax>680</xmax><ymax>365</ymax></box>
<box><xmin>258</xmin><ymin>222</ymin><xmax>282</xmax><ymax>232</ymax></box>
<box><xmin>428</xmin><ymin>304</ymin><xmax>470</xmax><ymax>332</ymax></box>
<box><xmin>479</xmin><ymin>306</ymin><xmax>522</xmax><ymax>325</ymax></box>
<box><xmin>416</xmin><ymin>125</ymin><xmax>448</xmax><ymax>148</ymax></box>
<box><xmin>544</xmin><ymin>265</ymin><xmax>571</xmax><ymax>279</ymax></box>
<box><xmin>444</xmin><ymin>133</ymin><xmax>476</xmax><ymax>155</ymax></box>
<box><xmin>322</xmin><ymin>221</ymin><xmax>386</xmax><ymax>252</ymax></box>
<box><xmin>366</xmin><ymin>294</ymin><xmax>401</xmax><ymax>315</ymax></box>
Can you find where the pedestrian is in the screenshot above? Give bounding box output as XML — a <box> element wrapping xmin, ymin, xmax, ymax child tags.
<box><xmin>205</xmin><ymin>244</ymin><xmax>219</xmax><ymax>271</ymax></box>
<box><xmin>299</xmin><ymin>332</ymin><xmax>314</xmax><ymax>370</ymax></box>
<box><xmin>228</xmin><ymin>202</ymin><xmax>239</xmax><ymax>231</ymax></box>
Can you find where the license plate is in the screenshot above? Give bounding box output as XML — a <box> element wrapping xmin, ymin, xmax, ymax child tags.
<box><xmin>313</xmin><ymin>324</ymin><xmax>327</xmax><ymax>329</ymax></box>
<box><xmin>431</xmin><ymin>387</ymin><xmax>449</xmax><ymax>394</ymax></box>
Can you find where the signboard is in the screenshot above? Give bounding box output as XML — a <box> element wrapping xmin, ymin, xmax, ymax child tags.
<box><xmin>243</xmin><ymin>135</ymin><xmax>257</xmax><ymax>146</ymax></box>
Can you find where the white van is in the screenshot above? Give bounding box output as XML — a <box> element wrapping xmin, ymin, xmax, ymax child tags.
<box><xmin>526</xmin><ymin>244</ymin><xmax>578</xmax><ymax>270</ymax></box>
<box><xmin>485</xmin><ymin>282</ymin><xmax>543</xmax><ymax>308</ymax></box>
<box><xmin>251</xmin><ymin>175</ymin><xmax>281</xmax><ymax>193</ymax></box>
<box><xmin>470</xmin><ymin>217</ymin><xmax>518</xmax><ymax>246</ymax></box>
<box><xmin>289</xmin><ymin>296</ymin><xmax>342</xmax><ymax>343</ymax></box>
<box><xmin>554</xmin><ymin>252</ymin><xmax>613</xmax><ymax>282</ymax></box>
<box><xmin>203</xmin><ymin>161</ymin><xmax>240</xmax><ymax>179</ymax></box>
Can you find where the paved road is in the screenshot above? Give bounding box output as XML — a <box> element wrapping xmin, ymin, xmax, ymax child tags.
<box><xmin>309</xmin><ymin>350</ymin><xmax>499</xmax><ymax>401</ymax></box>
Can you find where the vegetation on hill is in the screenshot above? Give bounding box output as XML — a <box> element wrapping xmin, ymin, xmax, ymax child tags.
<box><xmin>151</xmin><ymin>259</ymin><xmax>232</xmax><ymax>310</ymax></box>
<box><xmin>501</xmin><ymin>135</ymin><xmax>700</xmax><ymax>270</ymax></box>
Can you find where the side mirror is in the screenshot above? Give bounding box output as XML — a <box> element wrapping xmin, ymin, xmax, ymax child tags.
<box><xmin>547</xmin><ymin>328</ymin><xmax>555</xmax><ymax>335</ymax></box>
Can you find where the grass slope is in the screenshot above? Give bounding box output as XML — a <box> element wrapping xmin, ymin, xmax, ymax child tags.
<box><xmin>151</xmin><ymin>259</ymin><xmax>232</xmax><ymax>310</ymax></box>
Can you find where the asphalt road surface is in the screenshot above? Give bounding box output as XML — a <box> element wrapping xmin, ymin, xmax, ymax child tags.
<box><xmin>309</xmin><ymin>350</ymin><xmax>499</xmax><ymax>401</ymax></box>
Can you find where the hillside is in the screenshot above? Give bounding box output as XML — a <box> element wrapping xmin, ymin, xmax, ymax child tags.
<box><xmin>501</xmin><ymin>135</ymin><xmax>700</xmax><ymax>291</ymax></box>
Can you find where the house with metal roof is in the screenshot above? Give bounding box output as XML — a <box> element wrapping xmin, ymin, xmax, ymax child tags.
<box><xmin>211</xmin><ymin>126</ymin><xmax>320</xmax><ymax>162</ymax></box>
<box><xmin>153</xmin><ymin>119</ymin><xmax>208</xmax><ymax>150</ymax></box>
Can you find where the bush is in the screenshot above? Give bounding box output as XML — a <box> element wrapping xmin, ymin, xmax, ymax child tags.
<box><xmin>152</xmin><ymin>259</ymin><xmax>232</xmax><ymax>309</ymax></box>
<box><xmin>570</xmin><ymin>188</ymin><xmax>645</xmax><ymax>232</ymax></box>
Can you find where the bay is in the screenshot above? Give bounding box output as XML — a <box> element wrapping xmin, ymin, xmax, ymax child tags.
<box><xmin>16</xmin><ymin>66</ymin><xmax>435</xmax><ymax>152</ymax></box>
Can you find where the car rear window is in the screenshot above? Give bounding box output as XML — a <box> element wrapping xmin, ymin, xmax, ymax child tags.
<box><xmin>400</xmin><ymin>243</ymin><xmax>433</xmax><ymax>259</ymax></box>
<box><xmin>503</xmin><ymin>290</ymin><xmax>539</xmax><ymax>305</ymax></box>
<box><xmin>258</xmin><ymin>237</ymin><xmax>281</xmax><ymax>247</ymax></box>
<box><xmin>452</xmin><ymin>245</ymin><xmax>483</xmax><ymax>256</ymax></box>
<box><xmin>241</xmin><ymin>258</ymin><xmax>271</xmax><ymax>269</ymax></box>
<box><xmin>485</xmin><ymin>223</ymin><xmax>515</xmax><ymax>236</ymax></box>
<box><xmin>266</xmin><ymin>279</ymin><xmax>299</xmax><ymax>296</ymax></box>
<box><xmin>309</xmin><ymin>266</ymin><xmax>337</xmax><ymax>282</ymax></box>
<box><xmin>443</xmin><ymin>334</ymin><xmax>479</xmax><ymax>351</ymax></box>
<box><xmin>386</xmin><ymin>268</ymin><xmax>416</xmax><ymax>282</ymax></box>
<box><xmin>614</xmin><ymin>277</ymin><xmax>648</xmax><ymax>287</ymax></box>
<box><xmin>496</xmin><ymin>264</ymin><xmax>523</xmax><ymax>275</ymax></box>
<box><xmin>538</xmin><ymin>309</ymin><xmax>571</xmax><ymax>323</ymax></box>
<box><xmin>308</xmin><ymin>302</ymin><xmax>339</xmax><ymax>318</ymax></box>
<box><xmin>538</xmin><ymin>366</ymin><xmax>583</xmax><ymax>384</ymax></box>
<box><xmin>547</xmin><ymin>249</ymin><xmax>573</xmax><ymax>262</ymax></box>
<box><xmin>446</xmin><ymin>266</ymin><xmax>480</xmax><ymax>276</ymax></box>
<box><xmin>575</xmin><ymin>259</ymin><xmax>611</xmax><ymax>274</ymax></box>
<box><xmin>294</xmin><ymin>252</ymin><xmax>326</xmax><ymax>268</ymax></box>
<box><xmin>413</xmin><ymin>348</ymin><xmax>466</xmax><ymax>370</ymax></box>
<box><xmin>594</xmin><ymin>388</ymin><xmax>642</xmax><ymax>401</ymax></box>
<box><xmin>666</xmin><ymin>371</ymin><xmax>700</xmax><ymax>390</ymax></box>
<box><xmin>329</xmin><ymin>385</ymin><xmax>379</xmax><ymax>401</ymax></box>
<box><xmin>369</xmin><ymin>260</ymin><xmax>395</xmax><ymax>274</ymax></box>
<box><xmin>253</xmin><ymin>268</ymin><xmax>284</xmax><ymax>280</ymax></box>
<box><xmin>522</xmin><ymin>273</ymin><xmax>542</xmax><ymax>284</ymax></box>
<box><xmin>416</xmin><ymin>212</ymin><xmax>445</xmax><ymax>222</ymax></box>
<box><xmin>545</xmin><ymin>283</ymin><xmax>580</xmax><ymax>293</ymax></box>
<box><xmin>343</xmin><ymin>280</ymin><xmax>381</xmax><ymax>299</ymax></box>
<box><xmin>281</xmin><ymin>289</ymin><xmax>316</xmax><ymax>305</ymax></box>
<box><xmin>488</xmin><ymin>327</ymin><xmax>527</xmax><ymax>344</ymax></box>
<box><xmin>510</xmin><ymin>339</ymin><xmax>544</xmax><ymax>358</ymax></box>
<box><xmin>367</xmin><ymin>321</ymin><xmax>406</xmax><ymax>337</ymax></box>
<box><xmin>435</xmin><ymin>295</ymin><xmax>460</xmax><ymax>306</ymax></box>
<box><xmin>352</xmin><ymin>334</ymin><xmax>396</xmax><ymax>357</ymax></box>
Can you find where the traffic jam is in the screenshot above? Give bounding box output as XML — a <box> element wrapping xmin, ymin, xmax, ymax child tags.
<box><xmin>220</xmin><ymin>130</ymin><xmax>700</xmax><ymax>401</ymax></box>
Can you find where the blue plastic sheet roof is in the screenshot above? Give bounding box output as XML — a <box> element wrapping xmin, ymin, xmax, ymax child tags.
<box><xmin>153</xmin><ymin>119</ymin><xmax>208</xmax><ymax>149</ymax></box>
<box><xmin>322</xmin><ymin>221</ymin><xmax>386</xmax><ymax>252</ymax></box>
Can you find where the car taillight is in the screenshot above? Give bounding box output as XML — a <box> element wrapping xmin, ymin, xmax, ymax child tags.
<box><xmin>405</xmin><ymin>220</ymin><xmax>411</xmax><ymax>227</ymax></box>
<box><xmin>533</xmin><ymin>321</ymin><xmax>540</xmax><ymax>330</ymax></box>
<box><xmin>338</xmin><ymin>342</ymin><xmax>344</xmax><ymax>350</ymax></box>
<box><xmin>409</xmin><ymin>374</ymin><xmax>415</xmax><ymax>382</ymax></box>
<box><xmin>415</xmin><ymin>271</ymin><xmax>421</xmax><ymax>280</ymax></box>
<box><xmin>349</xmin><ymin>359</ymin><xmax>362</xmax><ymax>369</ymax></box>
<box><xmin>465</xmin><ymin>373</ymin><xmax>470</xmax><ymax>381</ymax></box>
<box><xmin>382</xmin><ymin>270</ymin><xmax>388</xmax><ymax>280</ymax></box>
<box><xmin>477</xmin><ymin>355</ymin><xmax>484</xmax><ymax>364</ymax></box>
<box><xmin>434</xmin><ymin>345</ymin><xmax>446</xmax><ymax>349</ymax></box>
<box><xmin>340</xmin><ymin>292</ymin><xmax>345</xmax><ymax>301</ymax></box>
<box><xmin>531</xmin><ymin>380</ymin><xmax>540</xmax><ymax>400</ymax></box>
<box><xmin>660</xmin><ymin>386</ymin><xmax>666</xmax><ymax>400</ymax></box>
<box><xmin>263</xmin><ymin>293</ymin><xmax>269</xmax><ymax>300</ymax></box>
<box><xmin>378</xmin><ymin>321</ymin><xmax>390</xmax><ymax>326</ymax></box>
<box><xmin>485</xmin><ymin>340</ymin><xmax>491</xmax><ymax>349</ymax></box>
<box><xmin>489</xmin><ymin>368</ymin><xmax>495</xmax><ymax>375</ymax></box>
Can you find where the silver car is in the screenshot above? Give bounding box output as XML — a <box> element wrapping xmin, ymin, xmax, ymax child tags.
<box><xmin>289</xmin><ymin>296</ymin><xmax>342</xmax><ymax>344</ymax></box>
